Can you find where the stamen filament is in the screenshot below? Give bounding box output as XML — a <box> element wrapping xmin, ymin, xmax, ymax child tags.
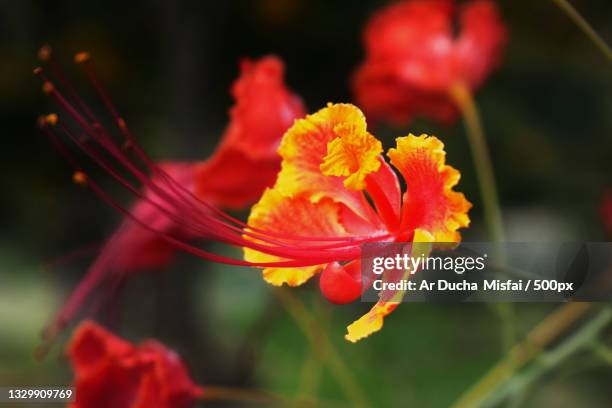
<box><xmin>36</xmin><ymin>54</ymin><xmax>410</xmax><ymax>285</ymax></box>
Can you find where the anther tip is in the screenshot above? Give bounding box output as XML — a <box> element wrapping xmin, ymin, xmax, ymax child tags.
<box><xmin>74</xmin><ymin>52</ymin><xmax>90</xmax><ymax>64</ymax></box>
<box><xmin>73</xmin><ymin>171</ymin><xmax>88</xmax><ymax>186</ymax></box>
<box><xmin>45</xmin><ymin>113</ymin><xmax>58</xmax><ymax>126</ymax></box>
<box><xmin>33</xmin><ymin>66</ymin><xmax>43</xmax><ymax>75</ymax></box>
<box><xmin>42</xmin><ymin>81</ymin><xmax>54</xmax><ymax>94</ymax></box>
<box><xmin>38</xmin><ymin>45</ymin><xmax>52</xmax><ymax>61</ymax></box>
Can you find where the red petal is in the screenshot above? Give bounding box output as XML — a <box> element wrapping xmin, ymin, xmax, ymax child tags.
<box><xmin>365</xmin><ymin>157</ymin><xmax>402</xmax><ymax>228</ymax></box>
<box><xmin>67</xmin><ymin>322</ymin><xmax>202</xmax><ymax>408</ymax></box>
<box><xmin>194</xmin><ymin>150</ymin><xmax>280</xmax><ymax>209</ymax></box>
<box><xmin>67</xmin><ymin>320</ymin><xmax>133</xmax><ymax>377</ymax></box>
<box><xmin>194</xmin><ymin>56</ymin><xmax>305</xmax><ymax>209</ymax></box>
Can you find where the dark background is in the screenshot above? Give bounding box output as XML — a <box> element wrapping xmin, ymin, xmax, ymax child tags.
<box><xmin>0</xmin><ymin>1</ymin><xmax>611</xmax><ymax>407</ymax></box>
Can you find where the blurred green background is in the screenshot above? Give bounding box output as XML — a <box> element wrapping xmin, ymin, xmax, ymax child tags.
<box><xmin>1</xmin><ymin>0</ymin><xmax>611</xmax><ymax>406</ymax></box>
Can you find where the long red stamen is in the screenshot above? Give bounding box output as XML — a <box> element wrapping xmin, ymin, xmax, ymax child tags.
<box><xmin>85</xmin><ymin>173</ymin><xmax>361</xmax><ymax>265</ymax></box>
<box><xmin>43</xmin><ymin>115</ymin><xmax>372</xmax><ymax>262</ymax></box>
<box><xmin>65</xmin><ymin>117</ymin><xmax>382</xmax><ymax>259</ymax></box>
<box><xmin>41</xmin><ymin>65</ymin><xmax>362</xmax><ymax>246</ymax></box>
<box><xmin>38</xmin><ymin>46</ymin><xmax>98</xmax><ymax>123</ymax></box>
<box><xmin>69</xmin><ymin>56</ymin><xmax>375</xmax><ymax>246</ymax></box>
<box><xmin>36</xmin><ymin>53</ymin><xmax>397</xmax><ymax>271</ymax></box>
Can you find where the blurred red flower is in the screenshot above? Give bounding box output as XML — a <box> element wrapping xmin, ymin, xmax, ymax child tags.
<box><xmin>352</xmin><ymin>0</ymin><xmax>507</xmax><ymax>125</ymax></box>
<box><xmin>47</xmin><ymin>56</ymin><xmax>305</xmax><ymax>337</ymax></box>
<box><xmin>601</xmin><ymin>190</ymin><xmax>612</xmax><ymax>236</ymax></box>
<box><xmin>68</xmin><ymin>321</ymin><xmax>203</xmax><ymax>408</ymax></box>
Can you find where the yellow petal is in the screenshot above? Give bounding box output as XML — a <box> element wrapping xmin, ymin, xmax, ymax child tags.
<box><xmin>244</xmin><ymin>188</ymin><xmax>347</xmax><ymax>286</ymax></box>
<box><xmin>274</xmin><ymin>103</ymin><xmax>374</xmax><ymax>218</ymax></box>
<box><xmin>345</xmin><ymin>228</ymin><xmax>434</xmax><ymax>342</ymax></box>
<box><xmin>320</xmin><ymin>124</ymin><xmax>382</xmax><ymax>190</ymax></box>
<box><xmin>345</xmin><ymin>302</ymin><xmax>398</xmax><ymax>343</ymax></box>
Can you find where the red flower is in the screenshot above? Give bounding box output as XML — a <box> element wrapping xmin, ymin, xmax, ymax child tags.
<box><xmin>601</xmin><ymin>190</ymin><xmax>612</xmax><ymax>236</ymax></box>
<box><xmin>352</xmin><ymin>0</ymin><xmax>507</xmax><ymax>125</ymax></box>
<box><xmin>67</xmin><ymin>321</ymin><xmax>203</xmax><ymax>408</ymax></box>
<box><xmin>45</xmin><ymin>55</ymin><xmax>305</xmax><ymax>337</ymax></box>
<box><xmin>243</xmin><ymin>103</ymin><xmax>471</xmax><ymax>341</ymax></box>
<box><xmin>37</xmin><ymin>54</ymin><xmax>469</xmax><ymax>342</ymax></box>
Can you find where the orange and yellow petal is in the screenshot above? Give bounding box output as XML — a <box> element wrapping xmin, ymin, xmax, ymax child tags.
<box><xmin>244</xmin><ymin>188</ymin><xmax>348</xmax><ymax>286</ymax></box>
<box><xmin>274</xmin><ymin>103</ymin><xmax>375</xmax><ymax>219</ymax></box>
<box><xmin>320</xmin><ymin>123</ymin><xmax>382</xmax><ymax>190</ymax></box>
<box><xmin>388</xmin><ymin>134</ymin><xmax>471</xmax><ymax>242</ymax></box>
<box><xmin>345</xmin><ymin>302</ymin><xmax>397</xmax><ymax>343</ymax></box>
<box><xmin>345</xmin><ymin>229</ymin><xmax>433</xmax><ymax>343</ymax></box>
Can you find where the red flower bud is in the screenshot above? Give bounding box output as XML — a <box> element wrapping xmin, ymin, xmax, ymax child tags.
<box><xmin>320</xmin><ymin>260</ymin><xmax>362</xmax><ymax>304</ymax></box>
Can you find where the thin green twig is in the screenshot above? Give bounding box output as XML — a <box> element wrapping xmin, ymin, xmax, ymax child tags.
<box><xmin>591</xmin><ymin>341</ymin><xmax>612</xmax><ymax>366</ymax></box>
<box><xmin>450</xmin><ymin>82</ymin><xmax>506</xmax><ymax>245</ymax></box>
<box><xmin>275</xmin><ymin>289</ymin><xmax>371</xmax><ymax>408</ymax></box>
<box><xmin>297</xmin><ymin>300</ymin><xmax>324</xmax><ymax>401</ymax></box>
<box><xmin>481</xmin><ymin>307</ymin><xmax>612</xmax><ymax>407</ymax></box>
<box><xmin>450</xmin><ymin>82</ymin><xmax>514</xmax><ymax>355</ymax></box>
<box><xmin>451</xmin><ymin>302</ymin><xmax>594</xmax><ymax>408</ymax></box>
<box><xmin>552</xmin><ymin>0</ymin><xmax>612</xmax><ymax>63</ymax></box>
<box><xmin>297</xmin><ymin>348</ymin><xmax>322</xmax><ymax>403</ymax></box>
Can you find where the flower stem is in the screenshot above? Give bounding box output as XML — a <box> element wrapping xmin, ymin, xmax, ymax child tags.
<box><xmin>450</xmin><ymin>82</ymin><xmax>513</xmax><ymax>354</ymax></box>
<box><xmin>552</xmin><ymin>0</ymin><xmax>612</xmax><ymax>63</ymax></box>
<box><xmin>481</xmin><ymin>307</ymin><xmax>612</xmax><ymax>407</ymax></box>
<box><xmin>297</xmin><ymin>300</ymin><xmax>324</xmax><ymax>399</ymax></box>
<box><xmin>298</xmin><ymin>347</ymin><xmax>322</xmax><ymax>400</ymax></box>
<box><xmin>591</xmin><ymin>341</ymin><xmax>612</xmax><ymax>366</ymax></box>
<box><xmin>276</xmin><ymin>288</ymin><xmax>371</xmax><ymax>408</ymax></box>
<box><xmin>450</xmin><ymin>82</ymin><xmax>505</xmax><ymax>245</ymax></box>
<box><xmin>450</xmin><ymin>302</ymin><xmax>594</xmax><ymax>408</ymax></box>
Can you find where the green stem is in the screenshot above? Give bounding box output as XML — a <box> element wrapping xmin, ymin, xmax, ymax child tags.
<box><xmin>481</xmin><ymin>308</ymin><xmax>612</xmax><ymax>407</ymax></box>
<box><xmin>592</xmin><ymin>341</ymin><xmax>612</xmax><ymax>366</ymax></box>
<box><xmin>450</xmin><ymin>82</ymin><xmax>505</xmax><ymax>245</ymax></box>
<box><xmin>450</xmin><ymin>302</ymin><xmax>593</xmax><ymax>408</ymax></box>
<box><xmin>495</xmin><ymin>303</ymin><xmax>517</xmax><ymax>353</ymax></box>
<box><xmin>276</xmin><ymin>289</ymin><xmax>371</xmax><ymax>408</ymax></box>
<box><xmin>297</xmin><ymin>300</ymin><xmax>324</xmax><ymax>401</ymax></box>
<box><xmin>552</xmin><ymin>0</ymin><xmax>612</xmax><ymax>63</ymax></box>
<box><xmin>450</xmin><ymin>82</ymin><xmax>512</xmax><ymax>354</ymax></box>
<box><xmin>297</xmin><ymin>348</ymin><xmax>322</xmax><ymax>402</ymax></box>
